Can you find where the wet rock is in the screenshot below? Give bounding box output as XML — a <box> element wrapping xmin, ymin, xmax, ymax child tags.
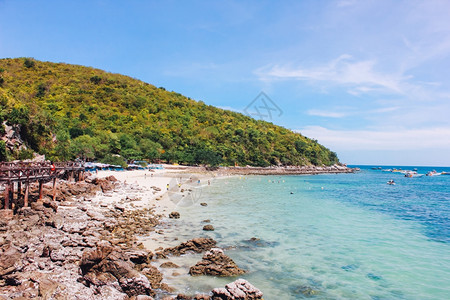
<box><xmin>202</xmin><ymin>219</ymin><xmax>210</xmax><ymax>223</ymax></box>
<box><xmin>189</xmin><ymin>248</ymin><xmax>245</xmax><ymax>277</ymax></box>
<box><xmin>169</xmin><ymin>212</ymin><xmax>180</xmax><ymax>219</ymax></box>
<box><xmin>203</xmin><ymin>225</ymin><xmax>214</xmax><ymax>231</ymax></box>
<box><xmin>241</xmin><ymin>237</ymin><xmax>280</xmax><ymax>249</ymax></box>
<box><xmin>141</xmin><ymin>265</ymin><xmax>163</xmax><ymax>289</ymax></box>
<box><xmin>211</xmin><ymin>279</ymin><xmax>263</xmax><ymax>299</ymax></box>
<box><xmin>162</xmin><ymin>238</ymin><xmax>217</xmax><ymax>257</ymax></box>
<box><xmin>160</xmin><ymin>262</ymin><xmax>180</xmax><ymax>268</ymax></box>
<box><xmin>292</xmin><ymin>285</ymin><xmax>320</xmax><ymax>297</ymax></box>
<box><xmin>200</xmin><ymin>203</ymin><xmax>208</xmax><ymax>207</ymax></box>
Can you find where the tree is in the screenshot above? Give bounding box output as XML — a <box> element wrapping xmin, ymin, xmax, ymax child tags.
<box><xmin>0</xmin><ymin>140</ymin><xmax>7</xmax><ymax>161</ymax></box>
<box><xmin>70</xmin><ymin>135</ymin><xmax>96</xmax><ymax>161</ymax></box>
<box><xmin>23</xmin><ymin>58</ymin><xmax>35</xmax><ymax>68</ymax></box>
<box><xmin>54</xmin><ymin>129</ymin><xmax>71</xmax><ymax>161</ymax></box>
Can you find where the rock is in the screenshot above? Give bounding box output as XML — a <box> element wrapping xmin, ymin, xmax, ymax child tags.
<box><xmin>42</xmin><ymin>199</ymin><xmax>58</xmax><ymax>212</ymax></box>
<box><xmin>136</xmin><ymin>296</ymin><xmax>155</xmax><ymax>300</ymax></box>
<box><xmin>118</xmin><ymin>273</ymin><xmax>153</xmax><ymax>297</ymax></box>
<box><xmin>193</xmin><ymin>295</ymin><xmax>211</xmax><ymax>300</ymax></box>
<box><xmin>114</xmin><ymin>204</ymin><xmax>126</xmax><ymax>212</ymax></box>
<box><xmin>50</xmin><ymin>247</ymin><xmax>82</xmax><ymax>263</ymax></box>
<box><xmin>169</xmin><ymin>212</ymin><xmax>180</xmax><ymax>219</ymax></box>
<box><xmin>97</xmin><ymin>285</ymin><xmax>128</xmax><ymax>300</ymax></box>
<box><xmin>106</xmin><ymin>175</ymin><xmax>118</xmax><ymax>182</ymax></box>
<box><xmin>126</xmin><ymin>249</ymin><xmax>153</xmax><ymax>265</ymax></box>
<box><xmin>189</xmin><ymin>248</ymin><xmax>245</xmax><ymax>277</ymax></box>
<box><xmin>141</xmin><ymin>265</ymin><xmax>163</xmax><ymax>289</ymax></box>
<box><xmin>0</xmin><ymin>209</ymin><xmax>14</xmax><ymax>220</ymax></box>
<box><xmin>211</xmin><ymin>279</ymin><xmax>263</xmax><ymax>299</ymax></box>
<box><xmin>160</xmin><ymin>262</ymin><xmax>180</xmax><ymax>268</ymax></box>
<box><xmin>203</xmin><ymin>225</ymin><xmax>214</xmax><ymax>231</ymax></box>
<box><xmin>95</xmin><ymin>252</ymin><xmax>136</xmax><ymax>279</ymax></box>
<box><xmin>292</xmin><ymin>285</ymin><xmax>320</xmax><ymax>296</ymax></box>
<box><xmin>200</xmin><ymin>203</ymin><xmax>208</xmax><ymax>207</ymax></box>
<box><xmin>38</xmin><ymin>276</ymin><xmax>67</xmax><ymax>299</ymax></box>
<box><xmin>211</xmin><ymin>287</ymin><xmax>232</xmax><ymax>300</ymax></box>
<box><xmin>0</xmin><ymin>245</ymin><xmax>22</xmax><ymax>276</ymax></box>
<box><xmin>202</xmin><ymin>219</ymin><xmax>210</xmax><ymax>223</ymax></box>
<box><xmin>162</xmin><ymin>238</ymin><xmax>217</xmax><ymax>256</ymax></box>
<box><xmin>84</xmin><ymin>271</ymin><xmax>117</xmax><ymax>287</ymax></box>
<box><xmin>79</xmin><ymin>246</ymin><xmax>113</xmax><ymax>274</ymax></box>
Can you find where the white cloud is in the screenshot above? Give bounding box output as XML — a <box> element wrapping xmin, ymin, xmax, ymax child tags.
<box><xmin>307</xmin><ymin>109</ymin><xmax>348</xmax><ymax>118</ymax></box>
<box><xmin>298</xmin><ymin>126</ymin><xmax>450</xmax><ymax>151</ymax></box>
<box><xmin>256</xmin><ymin>55</ymin><xmax>408</xmax><ymax>94</ymax></box>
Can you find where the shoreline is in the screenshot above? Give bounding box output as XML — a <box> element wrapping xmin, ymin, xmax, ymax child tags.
<box><xmin>163</xmin><ymin>164</ymin><xmax>358</xmax><ymax>176</ymax></box>
<box><xmin>0</xmin><ymin>165</ymin><xmax>354</xmax><ymax>299</ymax></box>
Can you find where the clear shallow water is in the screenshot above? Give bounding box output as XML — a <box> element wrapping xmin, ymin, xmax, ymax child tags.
<box><xmin>153</xmin><ymin>166</ymin><xmax>450</xmax><ymax>299</ymax></box>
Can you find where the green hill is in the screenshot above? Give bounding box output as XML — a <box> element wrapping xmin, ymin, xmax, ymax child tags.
<box><xmin>0</xmin><ymin>57</ymin><xmax>339</xmax><ymax>166</ymax></box>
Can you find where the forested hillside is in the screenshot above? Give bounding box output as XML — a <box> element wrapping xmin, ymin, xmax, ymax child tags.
<box><xmin>0</xmin><ymin>58</ymin><xmax>339</xmax><ymax>166</ymax></box>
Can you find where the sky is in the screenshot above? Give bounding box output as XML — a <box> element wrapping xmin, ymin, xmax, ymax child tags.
<box><xmin>0</xmin><ymin>0</ymin><xmax>449</xmax><ymax>166</ymax></box>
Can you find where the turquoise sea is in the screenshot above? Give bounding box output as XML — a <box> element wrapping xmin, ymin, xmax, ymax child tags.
<box><xmin>155</xmin><ymin>166</ymin><xmax>450</xmax><ymax>299</ymax></box>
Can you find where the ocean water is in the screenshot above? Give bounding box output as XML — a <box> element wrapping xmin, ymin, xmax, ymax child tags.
<box><xmin>153</xmin><ymin>166</ymin><xmax>450</xmax><ymax>299</ymax></box>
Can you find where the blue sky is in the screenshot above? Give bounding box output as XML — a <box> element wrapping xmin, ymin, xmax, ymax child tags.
<box><xmin>1</xmin><ymin>0</ymin><xmax>449</xmax><ymax>166</ymax></box>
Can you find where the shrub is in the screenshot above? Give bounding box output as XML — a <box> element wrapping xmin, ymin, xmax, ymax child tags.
<box><xmin>24</xmin><ymin>58</ymin><xmax>35</xmax><ymax>68</ymax></box>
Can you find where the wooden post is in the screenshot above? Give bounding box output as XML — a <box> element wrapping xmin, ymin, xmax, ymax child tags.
<box><xmin>17</xmin><ymin>181</ymin><xmax>22</xmax><ymax>199</ymax></box>
<box><xmin>24</xmin><ymin>182</ymin><xmax>29</xmax><ymax>207</ymax></box>
<box><xmin>52</xmin><ymin>177</ymin><xmax>57</xmax><ymax>201</ymax></box>
<box><xmin>4</xmin><ymin>183</ymin><xmax>9</xmax><ymax>209</ymax></box>
<box><xmin>9</xmin><ymin>182</ymin><xmax>14</xmax><ymax>209</ymax></box>
<box><xmin>38</xmin><ymin>181</ymin><xmax>43</xmax><ymax>201</ymax></box>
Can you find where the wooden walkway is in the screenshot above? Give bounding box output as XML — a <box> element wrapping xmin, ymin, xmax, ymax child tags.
<box><xmin>0</xmin><ymin>162</ymin><xmax>84</xmax><ymax>211</ymax></box>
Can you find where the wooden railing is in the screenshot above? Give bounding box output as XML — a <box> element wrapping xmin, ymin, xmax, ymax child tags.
<box><xmin>0</xmin><ymin>161</ymin><xmax>85</xmax><ymax>211</ymax></box>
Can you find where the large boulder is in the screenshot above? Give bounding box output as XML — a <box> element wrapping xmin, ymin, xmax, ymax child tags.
<box><xmin>118</xmin><ymin>273</ymin><xmax>153</xmax><ymax>296</ymax></box>
<box><xmin>161</xmin><ymin>238</ymin><xmax>217</xmax><ymax>257</ymax></box>
<box><xmin>211</xmin><ymin>279</ymin><xmax>263</xmax><ymax>299</ymax></box>
<box><xmin>80</xmin><ymin>245</ymin><xmax>155</xmax><ymax>297</ymax></box>
<box><xmin>189</xmin><ymin>248</ymin><xmax>245</xmax><ymax>277</ymax></box>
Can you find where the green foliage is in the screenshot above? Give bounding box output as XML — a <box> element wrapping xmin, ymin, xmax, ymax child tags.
<box><xmin>100</xmin><ymin>154</ymin><xmax>126</xmax><ymax>168</ymax></box>
<box><xmin>0</xmin><ymin>140</ymin><xmax>7</xmax><ymax>161</ymax></box>
<box><xmin>0</xmin><ymin>58</ymin><xmax>340</xmax><ymax>166</ymax></box>
<box><xmin>17</xmin><ymin>148</ymin><xmax>34</xmax><ymax>160</ymax></box>
<box><xmin>23</xmin><ymin>58</ymin><xmax>35</xmax><ymax>68</ymax></box>
<box><xmin>90</xmin><ymin>75</ymin><xmax>101</xmax><ymax>84</ymax></box>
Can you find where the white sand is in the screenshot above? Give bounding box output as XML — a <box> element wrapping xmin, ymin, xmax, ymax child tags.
<box><xmin>90</xmin><ymin>167</ymin><xmax>218</xmax><ymax>252</ymax></box>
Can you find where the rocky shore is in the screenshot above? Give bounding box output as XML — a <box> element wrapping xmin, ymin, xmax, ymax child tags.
<box><xmin>0</xmin><ymin>172</ymin><xmax>264</xmax><ymax>299</ymax></box>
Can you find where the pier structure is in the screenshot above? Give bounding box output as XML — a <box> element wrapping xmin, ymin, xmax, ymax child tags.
<box><xmin>0</xmin><ymin>161</ymin><xmax>84</xmax><ymax>213</ymax></box>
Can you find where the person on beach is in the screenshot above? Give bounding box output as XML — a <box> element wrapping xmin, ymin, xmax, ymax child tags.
<box><xmin>208</xmin><ymin>180</ymin><xmax>210</xmax><ymax>185</ymax></box>
<box><xmin>166</xmin><ymin>183</ymin><xmax>169</xmax><ymax>190</ymax></box>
